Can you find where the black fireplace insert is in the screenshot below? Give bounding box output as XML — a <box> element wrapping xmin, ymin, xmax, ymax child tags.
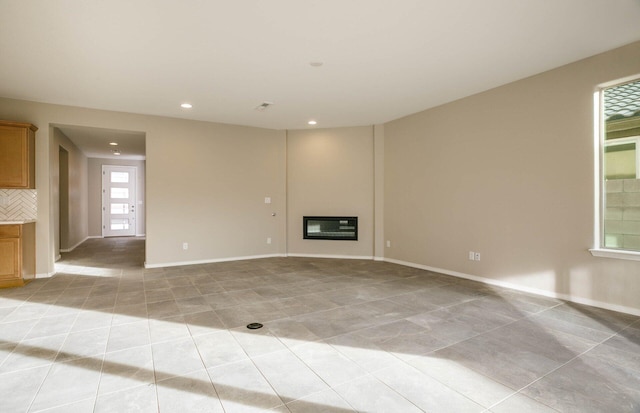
<box><xmin>303</xmin><ymin>216</ymin><xmax>358</xmax><ymax>241</ymax></box>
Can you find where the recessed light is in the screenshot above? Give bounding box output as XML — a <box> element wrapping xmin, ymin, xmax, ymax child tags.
<box><xmin>109</xmin><ymin>142</ymin><xmax>118</xmax><ymax>146</ymax></box>
<box><xmin>309</xmin><ymin>61</ymin><xmax>323</xmax><ymax>67</ymax></box>
<box><xmin>111</xmin><ymin>149</ymin><xmax>121</xmax><ymax>155</ymax></box>
<box><xmin>308</xmin><ymin>120</ymin><xmax>317</xmax><ymax>125</ymax></box>
<box><xmin>181</xmin><ymin>103</ymin><xmax>193</xmax><ymax>109</ymax></box>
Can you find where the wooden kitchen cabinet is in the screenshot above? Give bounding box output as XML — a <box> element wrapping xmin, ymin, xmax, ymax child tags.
<box><xmin>0</xmin><ymin>223</ymin><xmax>35</xmax><ymax>288</ymax></box>
<box><xmin>0</xmin><ymin>121</ymin><xmax>37</xmax><ymax>188</ymax></box>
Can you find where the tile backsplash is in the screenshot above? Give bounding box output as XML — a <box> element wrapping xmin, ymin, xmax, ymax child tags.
<box><xmin>0</xmin><ymin>189</ymin><xmax>37</xmax><ymax>221</ymax></box>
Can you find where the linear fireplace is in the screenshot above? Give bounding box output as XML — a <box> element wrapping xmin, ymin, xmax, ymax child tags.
<box><xmin>303</xmin><ymin>216</ymin><xmax>358</xmax><ymax>241</ymax></box>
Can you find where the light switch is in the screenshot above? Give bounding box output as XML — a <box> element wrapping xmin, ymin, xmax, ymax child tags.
<box><xmin>264</xmin><ymin>197</ymin><xmax>271</xmax><ymax>204</ymax></box>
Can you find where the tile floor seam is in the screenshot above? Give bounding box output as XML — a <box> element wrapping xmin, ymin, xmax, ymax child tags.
<box><xmin>0</xmin><ymin>361</ymin><xmax>55</xmax><ymax>379</ymax></box>
<box><xmin>94</xmin><ymin>311</ymin><xmax>116</xmax><ymax>404</ymax></box>
<box><xmin>95</xmin><ymin>383</ymin><xmax>158</xmax><ymax>412</ymax></box>
<box><xmin>277</xmin><ymin>334</ymin><xmax>354</xmax><ymax>393</ymax></box>
<box><xmin>24</xmin><ymin>362</ymin><xmax>56</xmax><ymax>413</ymax></box>
<box><xmin>199</xmin><ymin>364</ymin><xmax>227</xmax><ymax>412</ymax></box>
<box><xmin>87</xmin><ymin>346</ymin><xmax>107</xmax><ymax>412</ymax></box>
<box><xmin>149</xmin><ymin>378</ymin><xmax>160</xmax><ymax>412</ymax></box>
<box><xmin>252</xmin><ymin>372</ymin><xmax>296</xmax><ymax>410</ymax></box>
<box><xmin>103</xmin><ymin>340</ymin><xmax>151</xmax><ymax>354</ymax></box>
<box><xmin>225</xmin><ymin>324</ymin><xmax>288</xmax><ymax>408</ymax></box>
<box><xmin>145</xmin><ymin>316</ymin><xmax>162</xmax><ymax>412</ymax></box>
<box><xmin>27</xmin><ymin>396</ymin><xmax>97</xmax><ymax>413</ymax></box>
<box><xmin>601</xmin><ymin>322</ymin><xmax>640</xmax><ymax>361</ymax></box>
<box><xmin>2</xmin><ymin>312</ymin><xmax>45</xmax><ymax>335</ymax></box>
<box><xmin>577</xmin><ymin>324</ymin><xmax>640</xmax><ymax>396</ymax></box>
<box><xmin>386</xmin><ymin>355</ymin><xmax>491</xmax><ymax>411</ymax></box>
<box><xmin>483</xmin><ymin>389</ymin><xmax>561</xmax><ymax>413</ymax></box>
<box><xmin>375</xmin><ymin>315</ymin><xmax>546</xmax><ymax>397</ymax></box>
<box><xmin>510</xmin><ymin>300</ymin><xmax>565</xmax><ymax>318</ymax></box>
<box><xmin>365</xmin><ymin>370</ymin><xmax>428</xmax><ymax>412</ymax></box>
<box><xmin>95</xmin><ymin>379</ymin><xmax>156</xmax><ymax>398</ymax></box>
<box><xmin>485</xmin><ymin>330</ymin><xmax>620</xmax><ymax>412</ymax></box>
<box><xmin>403</xmin><ymin>314</ymin><xmax>525</xmax><ymax>358</ymax></box>
<box><xmin>284</xmin><ymin>387</ymin><xmax>356</xmax><ymax>412</ymax></box>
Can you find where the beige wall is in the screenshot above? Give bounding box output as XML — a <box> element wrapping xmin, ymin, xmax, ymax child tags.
<box><xmin>88</xmin><ymin>158</ymin><xmax>146</xmax><ymax>237</ymax></box>
<box><xmin>145</xmin><ymin>119</ymin><xmax>286</xmax><ymax>266</ymax></box>
<box><xmin>287</xmin><ymin>127</ymin><xmax>375</xmax><ymax>257</ymax></box>
<box><xmin>384</xmin><ymin>41</ymin><xmax>640</xmax><ymax>313</ymax></box>
<box><xmin>52</xmin><ymin>127</ymin><xmax>88</xmax><ymax>255</ymax></box>
<box><xmin>0</xmin><ymin>99</ymin><xmax>287</xmax><ymax>274</ymax></box>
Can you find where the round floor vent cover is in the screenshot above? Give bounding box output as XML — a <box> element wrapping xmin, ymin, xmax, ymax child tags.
<box><xmin>246</xmin><ymin>322</ymin><xmax>263</xmax><ymax>330</ymax></box>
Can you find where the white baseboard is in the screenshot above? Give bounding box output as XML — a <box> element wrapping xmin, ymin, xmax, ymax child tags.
<box><xmin>144</xmin><ymin>253</ymin><xmax>287</xmax><ymax>269</ymax></box>
<box><xmin>36</xmin><ymin>271</ymin><xmax>55</xmax><ymax>279</ymax></box>
<box><xmin>286</xmin><ymin>253</ymin><xmax>374</xmax><ymax>260</ymax></box>
<box><xmin>51</xmin><ymin>237</ymin><xmax>640</xmax><ymax>316</ymax></box>
<box><xmin>60</xmin><ymin>236</ymin><xmax>94</xmax><ymax>253</ymax></box>
<box><xmin>384</xmin><ymin>257</ymin><xmax>640</xmax><ymax>317</ymax></box>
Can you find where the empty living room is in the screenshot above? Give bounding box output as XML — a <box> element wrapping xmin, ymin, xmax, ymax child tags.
<box><xmin>1</xmin><ymin>1</ymin><xmax>640</xmax><ymax>412</ymax></box>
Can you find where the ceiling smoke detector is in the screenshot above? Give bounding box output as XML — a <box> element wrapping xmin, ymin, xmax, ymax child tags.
<box><xmin>254</xmin><ymin>101</ymin><xmax>274</xmax><ymax>111</ymax></box>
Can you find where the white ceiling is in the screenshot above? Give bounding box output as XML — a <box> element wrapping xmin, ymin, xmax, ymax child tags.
<box><xmin>2</xmin><ymin>0</ymin><xmax>640</xmax><ymax>137</ymax></box>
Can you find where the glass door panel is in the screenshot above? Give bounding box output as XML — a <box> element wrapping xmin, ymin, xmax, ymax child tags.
<box><xmin>103</xmin><ymin>165</ymin><xmax>137</xmax><ymax>237</ymax></box>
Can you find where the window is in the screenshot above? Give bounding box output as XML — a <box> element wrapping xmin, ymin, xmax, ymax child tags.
<box><xmin>110</xmin><ymin>171</ymin><xmax>129</xmax><ymax>183</ymax></box>
<box><xmin>593</xmin><ymin>78</ymin><xmax>640</xmax><ymax>258</ymax></box>
<box><xmin>110</xmin><ymin>218</ymin><xmax>130</xmax><ymax>230</ymax></box>
<box><xmin>110</xmin><ymin>203</ymin><xmax>129</xmax><ymax>214</ymax></box>
<box><xmin>110</xmin><ymin>187</ymin><xmax>129</xmax><ymax>199</ymax></box>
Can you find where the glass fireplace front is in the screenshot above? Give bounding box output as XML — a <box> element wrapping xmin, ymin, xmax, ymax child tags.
<box><xmin>303</xmin><ymin>216</ymin><xmax>358</xmax><ymax>241</ymax></box>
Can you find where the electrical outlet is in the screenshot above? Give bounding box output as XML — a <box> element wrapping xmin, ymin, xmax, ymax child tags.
<box><xmin>182</xmin><ymin>242</ymin><xmax>188</xmax><ymax>250</ymax></box>
<box><xmin>267</xmin><ymin>237</ymin><xmax>272</xmax><ymax>244</ymax></box>
<box><xmin>474</xmin><ymin>252</ymin><xmax>481</xmax><ymax>261</ymax></box>
<box><xmin>264</xmin><ymin>197</ymin><xmax>271</xmax><ymax>204</ymax></box>
<box><xmin>386</xmin><ymin>240</ymin><xmax>391</xmax><ymax>248</ymax></box>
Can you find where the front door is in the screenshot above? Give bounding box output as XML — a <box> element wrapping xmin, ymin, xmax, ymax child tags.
<box><xmin>102</xmin><ymin>165</ymin><xmax>137</xmax><ymax>237</ymax></box>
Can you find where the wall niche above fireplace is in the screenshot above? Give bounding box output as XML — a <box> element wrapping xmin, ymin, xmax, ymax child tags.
<box><xmin>303</xmin><ymin>216</ymin><xmax>358</xmax><ymax>241</ymax></box>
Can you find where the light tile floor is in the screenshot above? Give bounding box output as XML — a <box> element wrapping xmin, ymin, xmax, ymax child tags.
<box><xmin>1</xmin><ymin>237</ymin><xmax>639</xmax><ymax>412</ymax></box>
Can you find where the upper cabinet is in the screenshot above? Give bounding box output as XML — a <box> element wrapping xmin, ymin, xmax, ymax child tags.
<box><xmin>0</xmin><ymin>121</ymin><xmax>37</xmax><ymax>189</ymax></box>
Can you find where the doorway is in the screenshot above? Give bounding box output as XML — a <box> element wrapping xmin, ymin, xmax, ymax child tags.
<box><xmin>102</xmin><ymin>165</ymin><xmax>137</xmax><ymax>237</ymax></box>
